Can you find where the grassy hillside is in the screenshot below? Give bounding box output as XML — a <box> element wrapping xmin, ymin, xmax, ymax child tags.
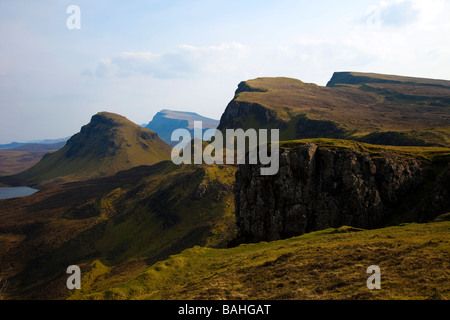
<box><xmin>14</xmin><ymin>112</ymin><xmax>172</xmax><ymax>186</ymax></box>
<box><xmin>70</xmin><ymin>219</ymin><xmax>450</xmax><ymax>300</ymax></box>
<box><xmin>2</xmin><ymin>74</ymin><xmax>449</xmax><ymax>301</ymax></box>
<box><xmin>279</xmin><ymin>138</ymin><xmax>450</xmax><ymax>162</ymax></box>
<box><xmin>0</xmin><ymin>161</ymin><xmax>237</xmax><ymax>299</ymax></box>
<box><xmin>36</xmin><ymin>138</ymin><xmax>448</xmax><ymax>301</ymax></box>
<box><xmin>218</xmin><ymin>73</ymin><xmax>450</xmax><ymax>147</ymax></box>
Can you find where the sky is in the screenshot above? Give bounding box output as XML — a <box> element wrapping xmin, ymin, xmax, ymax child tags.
<box><xmin>0</xmin><ymin>0</ymin><xmax>449</xmax><ymax>144</ymax></box>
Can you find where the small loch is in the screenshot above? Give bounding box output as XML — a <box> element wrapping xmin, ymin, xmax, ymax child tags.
<box><xmin>0</xmin><ymin>187</ymin><xmax>39</xmax><ymax>200</ymax></box>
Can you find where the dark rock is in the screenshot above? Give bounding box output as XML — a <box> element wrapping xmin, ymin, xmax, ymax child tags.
<box><xmin>234</xmin><ymin>143</ymin><xmax>448</xmax><ymax>243</ymax></box>
<box><xmin>217</xmin><ymin>101</ymin><xmax>281</xmax><ymax>131</ymax></box>
<box><xmin>234</xmin><ymin>81</ymin><xmax>268</xmax><ymax>95</ymax></box>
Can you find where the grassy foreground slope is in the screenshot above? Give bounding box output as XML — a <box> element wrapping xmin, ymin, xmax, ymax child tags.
<box><xmin>71</xmin><ymin>219</ymin><xmax>450</xmax><ymax>300</ymax></box>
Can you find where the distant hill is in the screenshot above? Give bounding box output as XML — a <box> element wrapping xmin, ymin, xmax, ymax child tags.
<box><xmin>10</xmin><ymin>141</ymin><xmax>66</xmax><ymax>151</ymax></box>
<box><xmin>0</xmin><ymin>142</ymin><xmax>26</xmax><ymax>150</ymax></box>
<box><xmin>0</xmin><ymin>142</ymin><xmax>66</xmax><ymax>177</ymax></box>
<box><xmin>14</xmin><ymin>112</ymin><xmax>172</xmax><ymax>185</ymax></box>
<box><xmin>145</xmin><ymin>109</ymin><xmax>220</xmax><ymax>146</ymax></box>
<box><xmin>0</xmin><ymin>150</ymin><xmax>54</xmax><ymax>177</ymax></box>
<box><xmin>0</xmin><ymin>137</ymin><xmax>68</xmax><ymax>150</ymax></box>
<box><xmin>218</xmin><ymin>72</ymin><xmax>450</xmax><ymax>147</ymax></box>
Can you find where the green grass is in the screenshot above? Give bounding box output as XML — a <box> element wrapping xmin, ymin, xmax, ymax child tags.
<box><xmin>70</xmin><ymin>220</ymin><xmax>450</xmax><ymax>300</ymax></box>
<box><xmin>2</xmin><ymin>160</ymin><xmax>238</xmax><ymax>299</ymax></box>
<box><xmin>91</xmin><ymin>163</ymin><xmax>237</xmax><ymax>265</ymax></box>
<box><xmin>222</xmin><ymin>76</ymin><xmax>450</xmax><ymax>147</ymax></box>
<box><xmin>279</xmin><ymin>138</ymin><xmax>450</xmax><ymax>162</ymax></box>
<box><xmin>358</xmin><ymin>127</ymin><xmax>450</xmax><ymax>148</ymax></box>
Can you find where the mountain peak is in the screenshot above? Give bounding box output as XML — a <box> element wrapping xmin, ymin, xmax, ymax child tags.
<box><xmin>90</xmin><ymin>112</ymin><xmax>141</xmax><ymax>128</ymax></box>
<box><xmin>16</xmin><ymin>112</ymin><xmax>172</xmax><ymax>185</ymax></box>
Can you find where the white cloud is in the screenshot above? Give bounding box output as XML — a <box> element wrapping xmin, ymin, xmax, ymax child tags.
<box><xmin>93</xmin><ymin>42</ymin><xmax>250</xmax><ymax>79</ymax></box>
<box><xmin>381</xmin><ymin>0</ymin><xmax>418</xmax><ymax>26</ymax></box>
<box><xmin>362</xmin><ymin>0</ymin><xmax>450</xmax><ymax>29</ymax></box>
<box><xmin>84</xmin><ymin>1</ymin><xmax>450</xmax><ymax>87</ymax></box>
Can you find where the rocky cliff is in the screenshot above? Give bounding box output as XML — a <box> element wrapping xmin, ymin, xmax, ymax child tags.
<box><xmin>234</xmin><ymin>141</ymin><xmax>450</xmax><ymax>242</ymax></box>
<box><xmin>217</xmin><ymin>75</ymin><xmax>450</xmax><ymax>147</ymax></box>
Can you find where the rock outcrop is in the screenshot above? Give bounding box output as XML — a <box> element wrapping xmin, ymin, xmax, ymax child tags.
<box><xmin>217</xmin><ymin>100</ymin><xmax>281</xmax><ymax>131</ymax></box>
<box><xmin>234</xmin><ymin>143</ymin><xmax>449</xmax><ymax>242</ymax></box>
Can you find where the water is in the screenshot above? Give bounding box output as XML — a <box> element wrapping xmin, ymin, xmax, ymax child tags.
<box><xmin>0</xmin><ymin>186</ymin><xmax>39</xmax><ymax>200</ymax></box>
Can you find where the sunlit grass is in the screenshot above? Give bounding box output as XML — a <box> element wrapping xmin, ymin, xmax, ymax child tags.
<box><xmin>71</xmin><ymin>219</ymin><xmax>450</xmax><ymax>300</ymax></box>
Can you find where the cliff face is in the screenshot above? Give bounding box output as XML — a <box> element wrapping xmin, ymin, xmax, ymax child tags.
<box><xmin>217</xmin><ymin>100</ymin><xmax>281</xmax><ymax>131</ymax></box>
<box><xmin>217</xmin><ymin>75</ymin><xmax>450</xmax><ymax>147</ymax></box>
<box><xmin>234</xmin><ymin>143</ymin><xmax>449</xmax><ymax>242</ymax></box>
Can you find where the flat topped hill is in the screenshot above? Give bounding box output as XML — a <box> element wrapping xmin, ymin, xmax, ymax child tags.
<box><xmin>153</xmin><ymin>109</ymin><xmax>219</xmax><ymax>129</ymax></box>
<box><xmin>218</xmin><ymin>73</ymin><xmax>450</xmax><ymax>147</ymax></box>
<box><xmin>15</xmin><ymin>112</ymin><xmax>172</xmax><ymax>185</ymax></box>
<box><xmin>146</xmin><ymin>109</ymin><xmax>219</xmax><ymax>146</ymax></box>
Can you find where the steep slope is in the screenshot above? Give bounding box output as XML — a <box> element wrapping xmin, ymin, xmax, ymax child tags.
<box><xmin>0</xmin><ymin>161</ymin><xmax>237</xmax><ymax>299</ymax></box>
<box><xmin>217</xmin><ymin>73</ymin><xmax>450</xmax><ymax>147</ymax></box>
<box><xmin>15</xmin><ymin>112</ymin><xmax>172</xmax><ymax>185</ymax></box>
<box><xmin>145</xmin><ymin>109</ymin><xmax>219</xmax><ymax>146</ymax></box>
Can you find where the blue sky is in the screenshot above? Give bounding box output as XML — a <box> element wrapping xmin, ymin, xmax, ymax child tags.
<box><xmin>0</xmin><ymin>0</ymin><xmax>449</xmax><ymax>143</ymax></box>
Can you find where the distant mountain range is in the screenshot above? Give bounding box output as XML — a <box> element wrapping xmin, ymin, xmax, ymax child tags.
<box><xmin>145</xmin><ymin>109</ymin><xmax>220</xmax><ymax>146</ymax></box>
<box><xmin>1</xmin><ymin>109</ymin><xmax>219</xmax><ymax>150</ymax></box>
<box><xmin>0</xmin><ymin>138</ymin><xmax>68</xmax><ymax>151</ymax></box>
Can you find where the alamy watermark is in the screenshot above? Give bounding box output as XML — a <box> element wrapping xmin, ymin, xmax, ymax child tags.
<box><xmin>171</xmin><ymin>122</ymin><xmax>280</xmax><ymax>175</ymax></box>
<box><xmin>66</xmin><ymin>265</ymin><xmax>81</xmax><ymax>290</ymax></box>
<box><xmin>366</xmin><ymin>265</ymin><xmax>381</xmax><ymax>290</ymax></box>
<box><xmin>365</xmin><ymin>5</ymin><xmax>382</xmax><ymax>30</ymax></box>
<box><xmin>66</xmin><ymin>5</ymin><xmax>81</xmax><ymax>30</ymax></box>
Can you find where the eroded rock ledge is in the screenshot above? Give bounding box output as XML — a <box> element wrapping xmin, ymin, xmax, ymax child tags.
<box><xmin>234</xmin><ymin>143</ymin><xmax>449</xmax><ymax>242</ymax></box>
